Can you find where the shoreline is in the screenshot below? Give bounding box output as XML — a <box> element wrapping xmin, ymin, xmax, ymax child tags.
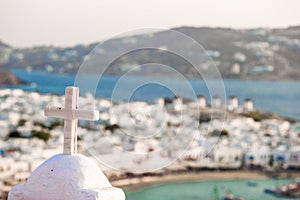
<box><xmin>112</xmin><ymin>171</ymin><xmax>300</xmax><ymax>192</ymax></box>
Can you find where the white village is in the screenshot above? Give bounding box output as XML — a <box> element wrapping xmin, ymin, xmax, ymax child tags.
<box><xmin>0</xmin><ymin>87</ymin><xmax>300</xmax><ymax>199</ymax></box>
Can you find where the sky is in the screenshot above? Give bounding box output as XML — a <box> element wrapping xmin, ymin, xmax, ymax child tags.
<box><xmin>0</xmin><ymin>0</ymin><xmax>300</xmax><ymax>47</ymax></box>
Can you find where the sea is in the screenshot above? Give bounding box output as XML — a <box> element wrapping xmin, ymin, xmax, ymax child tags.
<box><xmin>2</xmin><ymin>69</ymin><xmax>300</xmax><ymax>120</ymax></box>
<box><xmin>125</xmin><ymin>178</ymin><xmax>297</xmax><ymax>200</ymax></box>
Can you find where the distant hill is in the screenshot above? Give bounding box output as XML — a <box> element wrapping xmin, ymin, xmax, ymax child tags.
<box><xmin>0</xmin><ymin>26</ymin><xmax>300</xmax><ymax>80</ymax></box>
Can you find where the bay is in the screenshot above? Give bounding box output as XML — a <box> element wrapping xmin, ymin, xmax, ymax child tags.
<box><xmin>126</xmin><ymin>178</ymin><xmax>296</xmax><ymax>200</ymax></box>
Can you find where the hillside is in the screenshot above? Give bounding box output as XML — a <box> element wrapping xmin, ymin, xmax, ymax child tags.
<box><xmin>0</xmin><ymin>69</ymin><xmax>21</xmax><ymax>86</ymax></box>
<box><xmin>0</xmin><ymin>26</ymin><xmax>300</xmax><ymax>80</ymax></box>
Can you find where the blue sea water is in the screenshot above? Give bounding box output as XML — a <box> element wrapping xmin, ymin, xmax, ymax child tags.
<box><xmin>2</xmin><ymin>69</ymin><xmax>300</xmax><ymax>120</ymax></box>
<box><xmin>126</xmin><ymin>178</ymin><xmax>296</xmax><ymax>200</ymax></box>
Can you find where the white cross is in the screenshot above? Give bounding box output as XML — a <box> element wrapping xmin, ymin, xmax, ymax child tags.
<box><xmin>44</xmin><ymin>86</ymin><xmax>99</xmax><ymax>155</ymax></box>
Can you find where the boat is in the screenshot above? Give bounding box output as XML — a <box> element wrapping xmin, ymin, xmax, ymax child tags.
<box><xmin>264</xmin><ymin>182</ymin><xmax>300</xmax><ymax>198</ymax></box>
<box><xmin>223</xmin><ymin>191</ymin><xmax>244</xmax><ymax>200</ymax></box>
<box><xmin>247</xmin><ymin>180</ymin><xmax>257</xmax><ymax>187</ymax></box>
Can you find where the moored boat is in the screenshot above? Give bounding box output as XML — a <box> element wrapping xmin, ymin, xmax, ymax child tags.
<box><xmin>264</xmin><ymin>182</ymin><xmax>300</xmax><ymax>198</ymax></box>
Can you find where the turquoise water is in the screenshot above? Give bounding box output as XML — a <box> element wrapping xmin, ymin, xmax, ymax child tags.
<box><xmin>126</xmin><ymin>179</ymin><xmax>297</xmax><ymax>200</ymax></box>
<box><xmin>2</xmin><ymin>69</ymin><xmax>300</xmax><ymax>119</ymax></box>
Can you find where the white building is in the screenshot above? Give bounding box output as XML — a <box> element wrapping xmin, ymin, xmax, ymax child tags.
<box><xmin>197</xmin><ymin>95</ymin><xmax>206</xmax><ymax>109</ymax></box>
<box><xmin>228</xmin><ymin>96</ymin><xmax>239</xmax><ymax>111</ymax></box>
<box><xmin>231</xmin><ymin>63</ymin><xmax>241</xmax><ymax>75</ymax></box>
<box><xmin>243</xmin><ymin>98</ymin><xmax>254</xmax><ymax>111</ymax></box>
<box><xmin>233</xmin><ymin>52</ymin><xmax>246</xmax><ymax>62</ymax></box>
<box><xmin>156</xmin><ymin>97</ymin><xmax>165</xmax><ymax>108</ymax></box>
<box><xmin>287</xmin><ymin>146</ymin><xmax>300</xmax><ymax>168</ymax></box>
<box><xmin>245</xmin><ymin>146</ymin><xmax>271</xmax><ymax>168</ymax></box>
<box><xmin>213</xmin><ymin>146</ymin><xmax>243</xmax><ymax>169</ymax></box>
<box><xmin>211</xmin><ymin>96</ymin><xmax>222</xmax><ymax>109</ymax></box>
<box><xmin>173</xmin><ymin>97</ymin><xmax>183</xmax><ymax>112</ymax></box>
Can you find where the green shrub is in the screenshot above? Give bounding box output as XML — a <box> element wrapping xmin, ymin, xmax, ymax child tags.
<box><xmin>199</xmin><ymin>114</ymin><xmax>211</xmax><ymax>124</ymax></box>
<box><xmin>31</xmin><ymin>130</ymin><xmax>51</xmax><ymax>142</ymax></box>
<box><xmin>243</xmin><ymin>111</ymin><xmax>264</xmax><ymax>121</ymax></box>
<box><xmin>8</xmin><ymin>130</ymin><xmax>23</xmax><ymax>138</ymax></box>
<box><xmin>104</xmin><ymin>124</ymin><xmax>120</xmax><ymax>133</ymax></box>
<box><xmin>210</xmin><ymin>129</ymin><xmax>229</xmax><ymax>137</ymax></box>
